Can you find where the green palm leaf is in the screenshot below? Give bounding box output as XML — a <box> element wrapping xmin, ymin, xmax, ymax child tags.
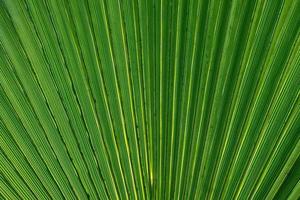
<box><xmin>0</xmin><ymin>0</ymin><xmax>299</xmax><ymax>199</ymax></box>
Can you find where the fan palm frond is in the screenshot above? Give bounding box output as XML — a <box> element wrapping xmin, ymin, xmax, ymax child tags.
<box><xmin>0</xmin><ymin>0</ymin><xmax>299</xmax><ymax>199</ymax></box>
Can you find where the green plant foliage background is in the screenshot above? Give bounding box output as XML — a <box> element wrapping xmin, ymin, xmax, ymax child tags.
<box><xmin>0</xmin><ymin>0</ymin><xmax>299</xmax><ymax>199</ymax></box>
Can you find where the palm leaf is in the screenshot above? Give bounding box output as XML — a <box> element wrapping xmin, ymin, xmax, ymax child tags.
<box><xmin>0</xmin><ymin>0</ymin><xmax>299</xmax><ymax>199</ymax></box>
